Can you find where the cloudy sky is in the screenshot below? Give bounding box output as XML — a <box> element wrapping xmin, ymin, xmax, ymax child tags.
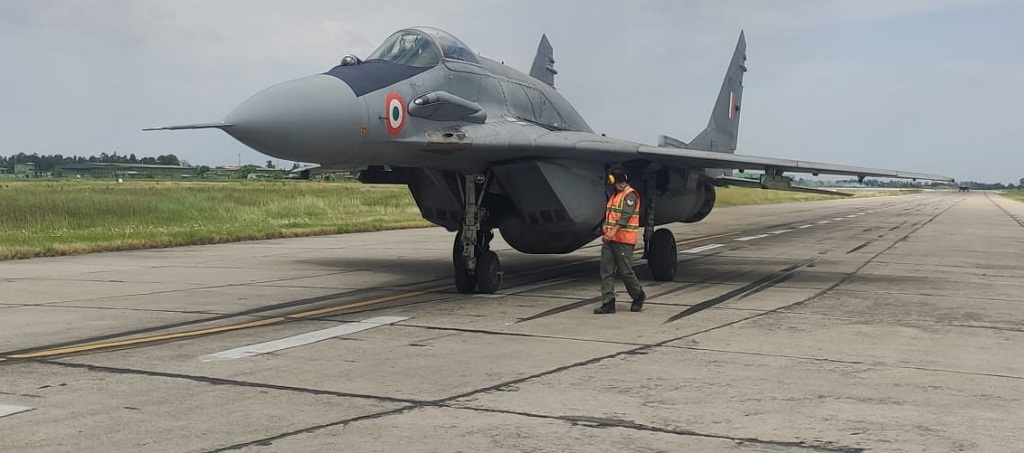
<box><xmin>2</xmin><ymin>0</ymin><xmax>1021</xmax><ymax>183</ymax></box>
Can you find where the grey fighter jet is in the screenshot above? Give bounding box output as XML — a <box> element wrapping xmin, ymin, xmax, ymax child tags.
<box><xmin>147</xmin><ymin>27</ymin><xmax>952</xmax><ymax>294</ymax></box>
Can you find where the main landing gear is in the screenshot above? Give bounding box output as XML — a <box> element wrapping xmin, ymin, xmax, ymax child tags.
<box><xmin>453</xmin><ymin>173</ymin><xmax>502</xmax><ymax>294</ymax></box>
<box><xmin>642</xmin><ymin>176</ymin><xmax>678</xmax><ymax>281</ymax></box>
<box><xmin>646</xmin><ymin>228</ymin><xmax>677</xmax><ymax>281</ymax></box>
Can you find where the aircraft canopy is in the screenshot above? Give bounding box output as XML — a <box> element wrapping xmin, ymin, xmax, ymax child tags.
<box><xmin>367</xmin><ymin>27</ymin><xmax>479</xmax><ymax>67</ymax></box>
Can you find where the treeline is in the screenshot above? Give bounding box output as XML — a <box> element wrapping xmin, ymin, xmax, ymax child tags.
<box><xmin>814</xmin><ymin>178</ymin><xmax>1018</xmax><ymax>190</ymax></box>
<box><xmin>2</xmin><ymin>152</ymin><xmax>182</xmax><ymax>172</ymax></box>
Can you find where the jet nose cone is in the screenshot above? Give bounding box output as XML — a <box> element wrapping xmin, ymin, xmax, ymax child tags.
<box><xmin>223</xmin><ymin>75</ymin><xmax>365</xmax><ymax>162</ymax></box>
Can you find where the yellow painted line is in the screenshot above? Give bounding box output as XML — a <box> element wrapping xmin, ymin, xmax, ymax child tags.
<box><xmin>9</xmin><ymin>318</ymin><xmax>285</xmax><ymax>359</ymax></box>
<box><xmin>7</xmin><ymin>290</ymin><xmax>429</xmax><ymax>360</ymax></box>
<box><xmin>287</xmin><ymin>291</ymin><xmax>428</xmax><ymax>319</ymax></box>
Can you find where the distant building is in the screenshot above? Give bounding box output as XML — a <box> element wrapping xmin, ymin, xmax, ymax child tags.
<box><xmin>0</xmin><ymin>163</ymin><xmax>39</xmax><ymax>179</ymax></box>
<box><xmin>55</xmin><ymin>163</ymin><xmax>194</xmax><ymax>179</ymax></box>
<box><xmin>208</xmin><ymin>166</ymin><xmax>289</xmax><ymax>179</ymax></box>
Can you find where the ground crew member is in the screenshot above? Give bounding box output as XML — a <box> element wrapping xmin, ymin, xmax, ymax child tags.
<box><xmin>595</xmin><ymin>167</ymin><xmax>646</xmax><ymax>314</ymax></box>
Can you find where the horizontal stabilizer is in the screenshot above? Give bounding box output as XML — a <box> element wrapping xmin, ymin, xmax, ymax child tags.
<box><xmin>658</xmin><ymin>135</ymin><xmax>689</xmax><ymax>149</ymax></box>
<box><xmin>142</xmin><ymin>122</ymin><xmax>232</xmax><ymax>131</ymax></box>
<box><xmin>715</xmin><ymin>176</ymin><xmax>853</xmax><ymax>196</ymax></box>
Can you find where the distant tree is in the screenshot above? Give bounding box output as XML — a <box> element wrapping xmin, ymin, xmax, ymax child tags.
<box><xmin>238</xmin><ymin>164</ymin><xmax>260</xmax><ymax>179</ymax></box>
<box><xmin>156</xmin><ymin>154</ymin><xmax>180</xmax><ymax>166</ymax></box>
<box><xmin>129</xmin><ymin>153</ymin><xmax>138</xmax><ymax>163</ymax></box>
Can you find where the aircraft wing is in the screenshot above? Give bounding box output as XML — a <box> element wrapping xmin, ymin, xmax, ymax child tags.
<box><xmin>456</xmin><ymin>126</ymin><xmax>952</xmax><ymax>183</ymax></box>
<box><xmin>636</xmin><ymin>145</ymin><xmax>953</xmax><ymax>182</ymax></box>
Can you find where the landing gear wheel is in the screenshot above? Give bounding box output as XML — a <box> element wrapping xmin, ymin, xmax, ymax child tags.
<box><xmin>475</xmin><ymin>251</ymin><xmax>502</xmax><ymax>294</ymax></box>
<box><xmin>648</xmin><ymin>228</ymin><xmax>677</xmax><ymax>281</ymax></box>
<box><xmin>454</xmin><ymin>264</ymin><xmax>477</xmax><ymax>294</ymax></box>
<box><xmin>453</xmin><ymin>233</ymin><xmax>477</xmax><ymax>294</ymax></box>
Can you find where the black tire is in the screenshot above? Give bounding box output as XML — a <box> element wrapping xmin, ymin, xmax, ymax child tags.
<box><xmin>453</xmin><ymin>231</ymin><xmax>465</xmax><ymax>264</ymax></box>
<box><xmin>453</xmin><ymin>233</ymin><xmax>476</xmax><ymax>293</ymax></box>
<box><xmin>454</xmin><ymin>264</ymin><xmax>477</xmax><ymax>294</ymax></box>
<box><xmin>648</xmin><ymin>228</ymin><xmax>677</xmax><ymax>281</ymax></box>
<box><xmin>475</xmin><ymin>251</ymin><xmax>502</xmax><ymax>294</ymax></box>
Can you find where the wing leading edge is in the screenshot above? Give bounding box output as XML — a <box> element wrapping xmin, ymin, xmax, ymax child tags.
<box><xmin>637</xmin><ymin>144</ymin><xmax>953</xmax><ymax>182</ymax></box>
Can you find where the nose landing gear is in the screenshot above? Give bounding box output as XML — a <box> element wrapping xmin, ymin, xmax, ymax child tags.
<box><xmin>453</xmin><ymin>173</ymin><xmax>502</xmax><ymax>294</ymax></box>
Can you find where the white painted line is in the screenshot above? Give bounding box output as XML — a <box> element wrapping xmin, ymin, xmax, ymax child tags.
<box><xmin>844</xmin><ymin>215</ymin><xmax>858</xmax><ymax>218</ymax></box>
<box><xmin>832</xmin><ymin>217</ymin><xmax>846</xmax><ymax>221</ymax></box>
<box><xmin>681</xmin><ymin>243</ymin><xmax>725</xmax><ymax>254</ymax></box>
<box><xmin>735</xmin><ymin>234</ymin><xmax>770</xmax><ymax>242</ymax></box>
<box><xmin>798</xmin><ymin>224</ymin><xmax>815</xmax><ymax>229</ymax></box>
<box><xmin>817</xmin><ymin>220</ymin><xmax>831</xmax><ymax>224</ymax></box>
<box><xmin>0</xmin><ymin>405</ymin><xmax>33</xmax><ymax>418</ymax></box>
<box><xmin>767</xmin><ymin>229</ymin><xmax>793</xmax><ymax>234</ymax></box>
<box><xmin>200</xmin><ymin>316</ymin><xmax>409</xmax><ymax>362</ymax></box>
<box><xmin>475</xmin><ymin>278</ymin><xmax>574</xmax><ymax>298</ymax></box>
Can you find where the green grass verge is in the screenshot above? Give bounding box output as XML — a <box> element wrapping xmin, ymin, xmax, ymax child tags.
<box><xmin>0</xmin><ymin>180</ymin><xmax>430</xmax><ymax>259</ymax></box>
<box><xmin>1000</xmin><ymin>190</ymin><xmax>1024</xmax><ymax>203</ymax></box>
<box><xmin>0</xmin><ymin>180</ymin><xmax>917</xmax><ymax>260</ymax></box>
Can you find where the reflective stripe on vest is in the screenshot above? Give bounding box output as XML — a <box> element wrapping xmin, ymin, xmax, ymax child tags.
<box><xmin>603</xmin><ymin>186</ymin><xmax>640</xmax><ymax>245</ymax></box>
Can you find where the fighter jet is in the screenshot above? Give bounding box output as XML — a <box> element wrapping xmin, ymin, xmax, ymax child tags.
<box><xmin>147</xmin><ymin>27</ymin><xmax>952</xmax><ymax>294</ymax></box>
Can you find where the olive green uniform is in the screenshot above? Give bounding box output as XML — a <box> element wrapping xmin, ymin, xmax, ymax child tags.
<box><xmin>600</xmin><ymin>191</ymin><xmax>643</xmax><ymax>304</ymax></box>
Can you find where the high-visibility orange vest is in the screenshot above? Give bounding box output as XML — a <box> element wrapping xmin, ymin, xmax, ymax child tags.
<box><xmin>603</xmin><ymin>186</ymin><xmax>641</xmax><ymax>245</ymax></box>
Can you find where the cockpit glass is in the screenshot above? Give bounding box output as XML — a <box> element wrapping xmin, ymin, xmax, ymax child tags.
<box><xmin>416</xmin><ymin>27</ymin><xmax>480</xmax><ymax>64</ymax></box>
<box><xmin>366</xmin><ymin>28</ymin><xmax>480</xmax><ymax>67</ymax></box>
<box><xmin>366</xmin><ymin>31</ymin><xmax>441</xmax><ymax>68</ymax></box>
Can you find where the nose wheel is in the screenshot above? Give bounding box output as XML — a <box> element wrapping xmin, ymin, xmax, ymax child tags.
<box><xmin>452</xmin><ymin>231</ymin><xmax>502</xmax><ymax>294</ymax></box>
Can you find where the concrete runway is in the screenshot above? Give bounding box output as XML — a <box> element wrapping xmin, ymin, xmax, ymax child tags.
<box><xmin>1</xmin><ymin>190</ymin><xmax>1022</xmax><ymax>452</ymax></box>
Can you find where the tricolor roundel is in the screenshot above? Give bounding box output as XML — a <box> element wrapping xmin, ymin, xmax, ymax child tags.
<box><xmin>385</xmin><ymin>92</ymin><xmax>406</xmax><ymax>135</ymax></box>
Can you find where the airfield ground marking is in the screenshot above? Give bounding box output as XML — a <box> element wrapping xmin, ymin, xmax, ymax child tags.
<box><xmin>0</xmin><ymin>405</ymin><xmax>34</xmax><ymax>419</ymax></box>
<box><xmin>735</xmin><ymin>234</ymin><xmax>770</xmax><ymax>242</ymax></box>
<box><xmin>798</xmin><ymin>224</ymin><xmax>815</xmax><ymax>229</ymax></box>
<box><xmin>474</xmin><ymin>278</ymin><xmax>575</xmax><ymax>299</ymax></box>
<box><xmin>681</xmin><ymin>244</ymin><xmax>725</xmax><ymax>254</ymax></box>
<box><xmin>767</xmin><ymin>229</ymin><xmax>793</xmax><ymax>234</ymax></box>
<box><xmin>832</xmin><ymin>217</ymin><xmax>846</xmax><ymax>221</ymax></box>
<box><xmin>634</xmin><ymin>231</ymin><xmax>737</xmax><ymax>256</ymax></box>
<box><xmin>6</xmin><ymin>291</ymin><xmax>429</xmax><ymax>360</ymax></box>
<box><xmin>817</xmin><ymin>220</ymin><xmax>831</xmax><ymax>224</ymax></box>
<box><xmin>199</xmin><ymin>316</ymin><xmax>409</xmax><ymax>362</ymax></box>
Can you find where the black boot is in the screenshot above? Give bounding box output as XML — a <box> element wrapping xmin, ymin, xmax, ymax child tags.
<box><xmin>594</xmin><ymin>301</ymin><xmax>616</xmax><ymax>314</ymax></box>
<box><xmin>630</xmin><ymin>292</ymin><xmax>646</xmax><ymax>312</ymax></box>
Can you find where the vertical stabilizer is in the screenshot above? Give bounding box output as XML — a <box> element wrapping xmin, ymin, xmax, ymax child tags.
<box><xmin>530</xmin><ymin>34</ymin><xmax>557</xmax><ymax>87</ymax></box>
<box><xmin>688</xmin><ymin>31</ymin><xmax>747</xmax><ymax>153</ymax></box>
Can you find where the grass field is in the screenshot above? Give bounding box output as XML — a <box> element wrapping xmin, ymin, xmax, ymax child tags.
<box><xmin>1000</xmin><ymin>190</ymin><xmax>1024</xmax><ymax>203</ymax></box>
<box><xmin>0</xmin><ymin>180</ymin><xmax>429</xmax><ymax>259</ymax></box>
<box><xmin>0</xmin><ymin>179</ymin><xmax>916</xmax><ymax>260</ymax></box>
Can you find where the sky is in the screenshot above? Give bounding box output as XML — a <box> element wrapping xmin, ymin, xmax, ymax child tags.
<box><xmin>2</xmin><ymin>0</ymin><xmax>1022</xmax><ymax>183</ymax></box>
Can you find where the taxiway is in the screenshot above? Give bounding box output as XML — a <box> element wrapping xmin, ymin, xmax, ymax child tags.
<box><xmin>1</xmin><ymin>190</ymin><xmax>1022</xmax><ymax>452</ymax></box>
